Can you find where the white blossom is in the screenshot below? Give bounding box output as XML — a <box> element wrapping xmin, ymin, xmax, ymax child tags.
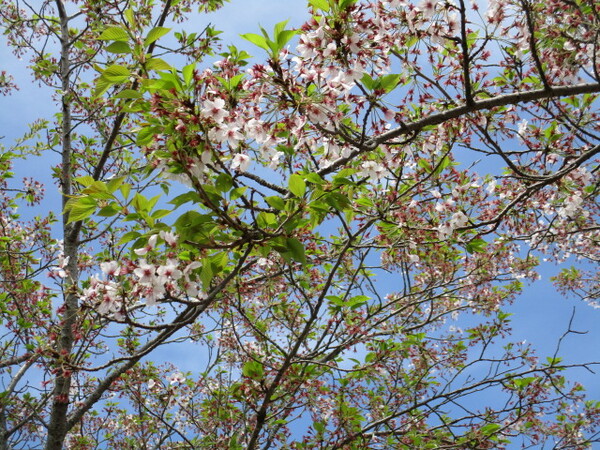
<box><xmin>159</xmin><ymin>230</ymin><xmax>178</xmax><ymax>247</ymax></box>
<box><xmin>134</xmin><ymin>260</ymin><xmax>155</xmax><ymax>284</ymax></box>
<box><xmin>134</xmin><ymin>234</ymin><xmax>158</xmax><ymax>256</ymax></box>
<box><xmin>201</xmin><ymin>98</ymin><xmax>229</xmax><ymax>124</ymax></box>
<box><xmin>168</xmin><ymin>372</ymin><xmax>186</xmax><ymax>385</ymax></box>
<box><xmin>231</xmin><ymin>153</ymin><xmax>251</xmax><ymax>172</ymax></box>
<box><xmin>557</xmin><ymin>193</ymin><xmax>584</xmax><ymax>218</ymax></box>
<box><xmin>100</xmin><ymin>261</ymin><xmax>120</xmax><ymax>277</ymax></box>
<box><xmin>359</xmin><ymin>161</ymin><xmax>388</xmax><ymax>181</ymax></box>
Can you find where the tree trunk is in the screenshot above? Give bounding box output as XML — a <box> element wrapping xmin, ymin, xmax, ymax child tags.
<box><xmin>45</xmin><ymin>1</ymin><xmax>78</xmax><ymax>448</ymax></box>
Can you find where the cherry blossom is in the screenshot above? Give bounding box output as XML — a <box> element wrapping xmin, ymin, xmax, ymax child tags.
<box><xmin>100</xmin><ymin>261</ymin><xmax>120</xmax><ymax>277</ymax></box>
<box><xmin>133</xmin><ymin>234</ymin><xmax>157</xmax><ymax>256</ymax></box>
<box><xmin>50</xmin><ymin>255</ymin><xmax>69</xmax><ymax>279</ymax></box>
<box><xmin>167</xmin><ymin>372</ymin><xmax>186</xmax><ymax>385</ymax></box>
<box><xmin>133</xmin><ymin>260</ymin><xmax>155</xmax><ymax>284</ymax></box>
<box><xmin>201</xmin><ymin>98</ymin><xmax>229</xmax><ymax>124</ymax></box>
<box><xmin>230</xmin><ymin>153</ymin><xmax>251</xmax><ymax>172</ymax></box>
<box><xmin>159</xmin><ymin>230</ymin><xmax>178</xmax><ymax>247</ymax></box>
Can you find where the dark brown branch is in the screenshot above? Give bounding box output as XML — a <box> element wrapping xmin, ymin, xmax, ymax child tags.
<box><xmin>318</xmin><ymin>82</ymin><xmax>600</xmax><ymax>176</ymax></box>
<box><xmin>521</xmin><ymin>0</ymin><xmax>551</xmax><ymax>91</ymax></box>
<box><xmin>458</xmin><ymin>0</ymin><xmax>474</xmax><ymax>105</ymax></box>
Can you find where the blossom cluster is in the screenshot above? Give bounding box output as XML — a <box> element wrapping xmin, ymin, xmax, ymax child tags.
<box><xmin>81</xmin><ymin>231</ymin><xmax>206</xmax><ymax>318</ymax></box>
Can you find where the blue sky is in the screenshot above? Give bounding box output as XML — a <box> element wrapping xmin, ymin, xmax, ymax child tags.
<box><xmin>0</xmin><ymin>0</ymin><xmax>599</xmax><ymax>442</ymax></box>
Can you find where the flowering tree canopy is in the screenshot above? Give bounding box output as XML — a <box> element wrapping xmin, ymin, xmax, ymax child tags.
<box><xmin>0</xmin><ymin>0</ymin><xmax>599</xmax><ymax>448</ymax></box>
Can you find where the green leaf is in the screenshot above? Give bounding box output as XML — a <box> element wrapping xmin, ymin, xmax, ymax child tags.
<box><xmin>289</xmin><ymin>174</ymin><xmax>306</xmax><ymax>197</ymax></box>
<box><xmin>546</xmin><ymin>356</ymin><xmax>563</xmax><ymax>366</ymax></box>
<box><xmin>115</xmin><ymin>89</ymin><xmax>142</xmax><ymax>99</ymax></box>
<box><xmin>257</xmin><ymin>212</ymin><xmax>278</xmax><ymax>228</ymax></box>
<box><xmin>417</xmin><ymin>158</ymin><xmax>432</xmax><ymax>173</ymax></box>
<box><xmin>265</xmin><ymin>196</ymin><xmax>285</xmax><ymax>210</ymax></box>
<box><xmin>101</xmin><ymin>65</ymin><xmax>130</xmax><ymax>83</ymax></box>
<box><xmin>81</xmin><ymin>181</ymin><xmax>113</xmax><ymax>200</ymax></box>
<box><xmin>145</xmin><ymin>58</ymin><xmax>172</xmax><ymax>72</ymax></box>
<box><xmin>242</xmin><ymin>360</ymin><xmax>264</xmax><ymax>380</ymax></box>
<box><xmin>355</xmin><ymin>197</ymin><xmax>374</xmax><ymax>208</ymax></box>
<box><xmin>99</xmin><ymin>27</ymin><xmax>129</xmax><ymax>41</ymax></box>
<box><xmin>93</xmin><ymin>78</ymin><xmax>113</xmax><ymax>98</ymax></box>
<box><xmin>144</xmin><ymin>27</ymin><xmax>171</xmax><ymax>46</ymax></box>
<box><xmin>227</xmin><ymin>73</ymin><xmax>245</xmax><ymax>90</ymax></box>
<box><xmin>200</xmin><ymin>263</ymin><xmax>213</xmax><ymax>289</ymax></box>
<box><xmin>66</xmin><ymin>197</ymin><xmax>97</xmax><ymax>223</ymax></box>
<box><xmin>136</xmin><ymin>126</ymin><xmax>156</xmax><ymax>146</ymax></box>
<box><xmin>326</xmin><ymin>295</ymin><xmax>345</xmax><ymax>307</ymax></box>
<box><xmin>433</xmin><ymin>155</ymin><xmax>452</xmax><ymax>175</ymax></box>
<box><xmin>174</xmin><ymin>211</ymin><xmax>216</xmax><ymax>242</ymax></box>
<box><xmin>215</xmin><ymin>173</ymin><xmax>233</xmax><ymax>192</ymax></box>
<box><xmin>466</xmin><ymin>238</ymin><xmax>487</xmax><ymax>254</ymax></box>
<box><xmin>240</xmin><ymin>33</ymin><xmax>270</xmax><ymax>52</ymax></box>
<box><xmin>339</xmin><ymin>0</ymin><xmax>357</xmax><ymax>8</ymax></box>
<box><xmin>147</xmin><ymin>194</ymin><xmax>161</xmax><ymax>211</ymax></box>
<box><xmin>105</xmin><ymin>41</ymin><xmax>132</xmax><ymax>54</ymax></box>
<box><xmin>119</xmin><ymin>183</ymin><xmax>131</xmax><ymax>199</ymax></box>
<box><xmin>97</xmin><ymin>202</ymin><xmax>121</xmax><ymax>217</ymax></box>
<box><xmin>151</xmin><ymin>209</ymin><xmax>171</xmax><ymax>220</ymax></box>
<box><xmin>75</xmin><ymin>175</ymin><xmax>95</xmax><ymax>187</ymax></box>
<box><xmin>182</xmin><ymin>63</ymin><xmax>196</xmax><ymax>85</ymax></box>
<box><xmin>106</xmin><ymin>177</ymin><xmax>125</xmax><ymax>193</ymax></box>
<box><xmin>379</xmin><ymin>74</ymin><xmax>401</xmax><ymax>93</ymax></box>
<box><xmin>286</xmin><ymin>237</ymin><xmax>306</xmax><ymax>264</ymax></box>
<box><xmin>275</xmin><ymin>29</ymin><xmax>297</xmax><ymax>52</ymax></box>
<box><xmin>273</xmin><ymin>20</ymin><xmax>289</xmax><ymax>37</ymax></box>
<box><xmin>169</xmin><ymin>191</ymin><xmax>201</xmax><ymax>207</ymax></box>
<box><xmin>512</xmin><ymin>377</ymin><xmax>538</xmax><ymax>390</ymax></box>
<box><xmin>347</xmin><ymin>295</ymin><xmax>369</xmax><ymax>309</ymax></box>
<box><xmin>313</xmin><ymin>420</ymin><xmax>326</xmax><ymax>433</ymax></box>
<box><xmin>123</xmin><ymin>8</ymin><xmax>135</xmax><ymax>27</ymax></box>
<box><xmin>230</xmin><ymin>186</ymin><xmax>246</xmax><ymax>201</ymax></box>
<box><xmin>156</xmin><ymin>71</ymin><xmax>182</xmax><ymax>91</ymax></box>
<box><xmin>360</xmin><ymin>73</ymin><xmax>376</xmax><ymax>90</ymax></box>
<box><xmin>309</xmin><ymin>0</ymin><xmax>330</xmax><ymax>11</ymax></box>
<box><xmin>480</xmin><ymin>423</ymin><xmax>502</xmax><ymax>436</ymax></box>
<box><xmin>324</xmin><ymin>192</ymin><xmax>350</xmax><ymax>211</ymax></box>
<box><xmin>210</xmin><ymin>252</ymin><xmax>229</xmax><ymax>273</ymax></box>
<box><xmin>360</xmin><ymin>73</ymin><xmax>401</xmax><ymax>93</ymax></box>
<box><xmin>305</xmin><ymin>172</ymin><xmax>325</xmax><ymax>185</ymax></box>
<box><xmin>132</xmin><ymin>193</ymin><xmax>149</xmax><ymax>213</ymax></box>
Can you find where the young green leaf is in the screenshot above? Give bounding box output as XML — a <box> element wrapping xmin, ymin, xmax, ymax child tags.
<box><xmin>144</xmin><ymin>27</ymin><xmax>171</xmax><ymax>46</ymax></box>
<box><xmin>265</xmin><ymin>196</ymin><xmax>286</xmax><ymax>210</ymax></box>
<box><xmin>101</xmin><ymin>65</ymin><xmax>130</xmax><ymax>83</ymax></box>
<box><xmin>466</xmin><ymin>238</ymin><xmax>487</xmax><ymax>254</ymax></box>
<box><xmin>99</xmin><ymin>27</ymin><xmax>129</xmax><ymax>41</ymax></box>
<box><xmin>276</xmin><ymin>29</ymin><xmax>298</xmax><ymax>50</ymax></box>
<box><xmin>379</xmin><ymin>74</ymin><xmax>401</xmax><ymax>93</ymax></box>
<box><xmin>105</xmin><ymin>41</ymin><xmax>132</xmax><ymax>54</ymax></box>
<box><xmin>114</xmin><ymin>89</ymin><xmax>142</xmax><ymax>99</ymax></box>
<box><xmin>66</xmin><ymin>197</ymin><xmax>98</xmax><ymax>223</ymax></box>
<box><xmin>240</xmin><ymin>33</ymin><xmax>270</xmax><ymax>52</ymax></box>
<box><xmin>308</xmin><ymin>0</ymin><xmax>330</xmax><ymax>11</ymax></box>
<box><xmin>145</xmin><ymin>58</ymin><xmax>172</xmax><ymax>72</ymax></box>
<box><xmin>242</xmin><ymin>360</ymin><xmax>264</xmax><ymax>380</ymax></box>
<box><xmin>286</xmin><ymin>237</ymin><xmax>307</xmax><ymax>264</ymax></box>
<box><xmin>182</xmin><ymin>63</ymin><xmax>196</xmax><ymax>85</ymax></box>
<box><xmin>289</xmin><ymin>174</ymin><xmax>306</xmax><ymax>198</ymax></box>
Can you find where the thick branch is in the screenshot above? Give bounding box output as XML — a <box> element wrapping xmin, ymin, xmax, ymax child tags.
<box><xmin>318</xmin><ymin>82</ymin><xmax>600</xmax><ymax>176</ymax></box>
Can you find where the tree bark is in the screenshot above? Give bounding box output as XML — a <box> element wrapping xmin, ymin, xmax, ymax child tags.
<box><xmin>45</xmin><ymin>1</ymin><xmax>78</xmax><ymax>448</ymax></box>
